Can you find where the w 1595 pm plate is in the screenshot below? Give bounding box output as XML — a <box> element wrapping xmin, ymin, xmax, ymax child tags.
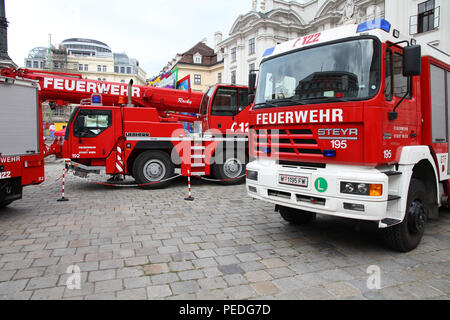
<box><xmin>279</xmin><ymin>174</ymin><xmax>308</xmax><ymax>187</ymax></box>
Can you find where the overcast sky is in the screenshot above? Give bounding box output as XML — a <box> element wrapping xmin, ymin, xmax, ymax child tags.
<box><xmin>5</xmin><ymin>0</ymin><xmax>252</xmax><ymax>77</ymax></box>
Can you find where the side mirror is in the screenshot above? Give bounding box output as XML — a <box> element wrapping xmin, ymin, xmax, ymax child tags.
<box><xmin>403</xmin><ymin>45</ymin><xmax>421</xmax><ymax>76</ymax></box>
<box><xmin>248</xmin><ymin>73</ymin><xmax>257</xmax><ymax>95</ymax></box>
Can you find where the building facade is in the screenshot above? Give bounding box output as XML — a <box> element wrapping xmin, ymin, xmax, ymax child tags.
<box><xmin>24</xmin><ymin>38</ymin><xmax>147</xmax><ymax>85</ymax></box>
<box><xmin>218</xmin><ymin>0</ymin><xmax>448</xmax><ymax>86</ymax></box>
<box><xmin>160</xmin><ymin>40</ymin><xmax>224</xmax><ymax>92</ymax></box>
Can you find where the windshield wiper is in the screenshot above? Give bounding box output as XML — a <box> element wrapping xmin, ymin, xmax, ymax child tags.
<box><xmin>302</xmin><ymin>96</ymin><xmax>352</xmax><ymax>103</ymax></box>
<box><xmin>254</xmin><ymin>98</ymin><xmax>307</xmax><ymax>109</ymax></box>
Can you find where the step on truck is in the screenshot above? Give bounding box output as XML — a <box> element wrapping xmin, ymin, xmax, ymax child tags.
<box><xmin>0</xmin><ymin>76</ymin><xmax>45</xmax><ymax>207</ymax></box>
<box><xmin>246</xmin><ymin>19</ymin><xmax>450</xmax><ymax>252</ymax></box>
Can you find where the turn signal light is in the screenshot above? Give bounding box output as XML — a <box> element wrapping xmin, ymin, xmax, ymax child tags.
<box><xmin>369</xmin><ymin>184</ymin><xmax>383</xmax><ymax>197</ymax></box>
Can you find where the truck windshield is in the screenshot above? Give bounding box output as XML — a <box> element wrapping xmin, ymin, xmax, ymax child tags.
<box><xmin>254</xmin><ymin>39</ymin><xmax>381</xmax><ymax>108</ymax></box>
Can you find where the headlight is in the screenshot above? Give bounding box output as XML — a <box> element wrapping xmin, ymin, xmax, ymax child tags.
<box><xmin>341</xmin><ymin>182</ymin><xmax>383</xmax><ymax>197</ymax></box>
<box><xmin>246</xmin><ymin>170</ymin><xmax>258</xmax><ymax>181</ymax></box>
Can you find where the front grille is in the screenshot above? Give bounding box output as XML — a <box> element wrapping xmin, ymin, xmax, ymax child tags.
<box><xmin>254</xmin><ymin>129</ymin><xmax>322</xmax><ymax>158</ymax></box>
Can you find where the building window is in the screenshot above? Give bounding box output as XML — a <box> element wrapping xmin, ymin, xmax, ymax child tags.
<box><xmin>40</xmin><ymin>61</ymin><xmax>44</xmax><ymax>69</ymax></box>
<box><xmin>218</xmin><ymin>73</ymin><xmax>222</xmax><ymax>84</ymax></box>
<box><xmin>121</xmin><ymin>80</ymin><xmax>125</xmax><ymax>83</ymax></box>
<box><xmin>127</xmin><ymin>67</ymin><xmax>131</xmax><ymax>74</ymax></box>
<box><xmin>26</xmin><ymin>60</ymin><xmax>32</xmax><ymax>68</ymax></box>
<box><xmin>231</xmin><ymin>47</ymin><xmax>237</xmax><ymax>62</ymax></box>
<box><xmin>97</xmin><ymin>65</ymin><xmax>102</xmax><ymax>72</ymax></box>
<box><xmin>103</xmin><ymin>65</ymin><xmax>107</xmax><ymax>72</ymax></box>
<box><xmin>194</xmin><ymin>74</ymin><xmax>201</xmax><ymax>85</ymax></box>
<box><xmin>114</xmin><ymin>66</ymin><xmax>119</xmax><ymax>73</ymax></box>
<box><xmin>249</xmin><ymin>38</ymin><xmax>255</xmax><ymax>55</ymax></box>
<box><xmin>78</xmin><ymin>64</ymin><xmax>83</xmax><ymax>71</ymax></box>
<box><xmin>121</xmin><ymin>67</ymin><xmax>125</xmax><ymax>73</ymax></box>
<box><xmin>410</xmin><ymin>0</ymin><xmax>440</xmax><ymax>35</ymax></box>
<box><xmin>83</xmin><ymin>64</ymin><xmax>88</xmax><ymax>71</ymax></box>
<box><xmin>33</xmin><ymin>61</ymin><xmax>39</xmax><ymax>69</ymax></box>
<box><xmin>194</xmin><ymin>55</ymin><xmax>202</xmax><ymax>64</ymax></box>
<box><xmin>231</xmin><ymin>70</ymin><xmax>236</xmax><ymax>85</ymax></box>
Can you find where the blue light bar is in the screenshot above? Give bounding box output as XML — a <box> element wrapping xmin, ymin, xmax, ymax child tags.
<box><xmin>91</xmin><ymin>94</ymin><xmax>102</xmax><ymax>104</ymax></box>
<box><xmin>263</xmin><ymin>47</ymin><xmax>275</xmax><ymax>57</ymax></box>
<box><xmin>357</xmin><ymin>19</ymin><xmax>391</xmax><ymax>33</ymax></box>
<box><xmin>262</xmin><ymin>147</ymin><xmax>271</xmax><ymax>154</ymax></box>
<box><xmin>323</xmin><ymin>150</ymin><xmax>337</xmax><ymax>157</ymax></box>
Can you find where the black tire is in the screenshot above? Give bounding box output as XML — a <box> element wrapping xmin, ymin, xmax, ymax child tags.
<box><xmin>278</xmin><ymin>206</ymin><xmax>316</xmax><ymax>225</ymax></box>
<box><xmin>382</xmin><ymin>178</ymin><xmax>428</xmax><ymax>252</ymax></box>
<box><xmin>132</xmin><ymin>151</ymin><xmax>175</xmax><ymax>189</ymax></box>
<box><xmin>212</xmin><ymin>152</ymin><xmax>246</xmax><ymax>185</ymax></box>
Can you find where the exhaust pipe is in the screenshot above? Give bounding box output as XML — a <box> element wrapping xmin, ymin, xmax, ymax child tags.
<box><xmin>127</xmin><ymin>79</ymin><xmax>134</xmax><ymax>107</ymax></box>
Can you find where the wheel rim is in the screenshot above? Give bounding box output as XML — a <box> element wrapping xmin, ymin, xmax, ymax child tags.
<box><xmin>143</xmin><ymin>159</ymin><xmax>166</xmax><ymax>181</ymax></box>
<box><xmin>407</xmin><ymin>200</ymin><xmax>426</xmax><ymax>234</ymax></box>
<box><xmin>223</xmin><ymin>158</ymin><xmax>243</xmax><ymax>179</ymax></box>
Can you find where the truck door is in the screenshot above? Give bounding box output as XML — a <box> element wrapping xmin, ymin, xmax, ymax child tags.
<box><xmin>70</xmin><ymin>108</ymin><xmax>116</xmax><ymax>159</ymax></box>
<box><xmin>209</xmin><ymin>87</ymin><xmax>239</xmax><ymax>135</ymax></box>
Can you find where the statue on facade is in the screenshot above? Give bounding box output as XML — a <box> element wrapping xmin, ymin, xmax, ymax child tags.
<box><xmin>260</xmin><ymin>0</ymin><xmax>266</xmax><ymax>13</ymax></box>
<box><xmin>341</xmin><ymin>0</ymin><xmax>358</xmax><ymax>24</ymax></box>
<box><xmin>252</xmin><ymin>0</ymin><xmax>258</xmax><ymax>12</ymax></box>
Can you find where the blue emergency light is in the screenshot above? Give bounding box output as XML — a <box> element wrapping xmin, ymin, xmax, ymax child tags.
<box><xmin>357</xmin><ymin>19</ymin><xmax>391</xmax><ymax>33</ymax></box>
<box><xmin>91</xmin><ymin>94</ymin><xmax>102</xmax><ymax>105</ymax></box>
<box><xmin>323</xmin><ymin>150</ymin><xmax>337</xmax><ymax>158</ymax></box>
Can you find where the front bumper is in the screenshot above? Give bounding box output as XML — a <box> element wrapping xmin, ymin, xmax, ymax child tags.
<box><xmin>246</xmin><ymin>160</ymin><xmax>389</xmax><ymax>222</ymax></box>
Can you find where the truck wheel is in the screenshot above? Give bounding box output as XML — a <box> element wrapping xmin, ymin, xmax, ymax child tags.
<box><xmin>133</xmin><ymin>151</ymin><xmax>174</xmax><ymax>189</ymax></box>
<box><xmin>212</xmin><ymin>154</ymin><xmax>246</xmax><ymax>185</ymax></box>
<box><xmin>278</xmin><ymin>206</ymin><xmax>316</xmax><ymax>225</ymax></box>
<box><xmin>382</xmin><ymin>179</ymin><xmax>427</xmax><ymax>252</ymax></box>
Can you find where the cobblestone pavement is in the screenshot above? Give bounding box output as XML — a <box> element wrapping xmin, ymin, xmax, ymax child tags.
<box><xmin>0</xmin><ymin>160</ymin><xmax>449</xmax><ymax>300</ymax></box>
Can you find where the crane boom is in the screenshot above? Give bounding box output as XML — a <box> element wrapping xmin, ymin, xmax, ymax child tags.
<box><xmin>0</xmin><ymin>68</ymin><xmax>203</xmax><ymax>114</ymax></box>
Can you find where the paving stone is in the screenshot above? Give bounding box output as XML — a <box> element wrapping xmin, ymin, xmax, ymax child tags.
<box><xmin>224</xmin><ymin>274</ymin><xmax>249</xmax><ymax>286</ymax></box>
<box><xmin>31</xmin><ymin>287</ymin><xmax>65</xmax><ymax>300</ymax></box>
<box><xmin>252</xmin><ymin>281</ymin><xmax>280</xmax><ymax>296</ymax></box>
<box><xmin>218</xmin><ymin>264</ymin><xmax>244</xmax><ymax>275</ymax></box>
<box><xmin>117</xmin><ymin>288</ymin><xmax>147</xmax><ymax>300</ymax></box>
<box><xmin>147</xmin><ymin>284</ymin><xmax>172</xmax><ymax>299</ymax></box>
<box><xmin>0</xmin><ymin>270</ymin><xmax>16</xmax><ymax>282</ymax></box>
<box><xmin>150</xmin><ymin>273</ymin><xmax>179</xmax><ymax>285</ymax></box>
<box><xmin>178</xmin><ymin>270</ymin><xmax>204</xmax><ymax>281</ymax></box>
<box><xmin>143</xmin><ymin>263</ymin><xmax>169</xmax><ymax>275</ymax></box>
<box><xmin>261</xmin><ymin>258</ymin><xmax>288</xmax><ymax>269</ymax></box>
<box><xmin>0</xmin><ymin>280</ymin><xmax>28</xmax><ymax>295</ymax></box>
<box><xmin>324</xmin><ymin>281</ymin><xmax>362</xmax><ymax>298</ymax></box>
<box><xmin>124</xmin><ymin>276</ymin><xmax>151</xmax><ymax>289</ymax></box>
<box><xmin>245</xmin><ymin>270</ymin><xmax>273</xmax><ymax>283</ymax></box>
<box><xmin>94</xmin><ymin>279</ymin><xmax>123</xmax><ymax>293</ymax></box>
<box><xmin>224</xmin><ymin>285</ymin><xmax>257</xmax><ymax>300</ymax></box>
<box><xmin>88</xmin><ymin>269</ymin><xmax>116</xmax><ymax>282</ymax></box>
<box><xmin>26</xmin><ymin>276</ymin><xmax>59</xmax><ymax>290</ymax></box>
<box><xmin>198</xmin><ymin>277</ymin><xmax>227</xmax><ymax>290</ymax></box>
<box><xmin>171</xmin><ymin>280</ymin><xmax>201</xmax><ymax>295</ymax></box>
<box><xmin>169</xmin><ymin>261</ymin><xmax>194</xmax><ymax>272</ymax></box>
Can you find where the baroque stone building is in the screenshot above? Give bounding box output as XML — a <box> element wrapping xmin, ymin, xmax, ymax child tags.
<box><xmin>218</xmin><ymin>0</ymin><xmax>448</xmax><ymax>86</ymax></box>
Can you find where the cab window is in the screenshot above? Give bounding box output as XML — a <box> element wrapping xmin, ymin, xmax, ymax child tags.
<box><xmin>393</xmin><ymin>52</ymin><xmax>412</xmax><ymax>99</ymax></box>
<box><xmin>74</xmin><ymin>110</ymin><xmax>112</xmax><ymax>138</ymax></box>
<box><xmin>211</xmin><ymin>88</ymin><xmax>238</xmax><ymax>116</ymax></box>
<box><xmin>238</xmin><ymin>89</ymin><xmax>249</xmax><ymax>112</ymax></box>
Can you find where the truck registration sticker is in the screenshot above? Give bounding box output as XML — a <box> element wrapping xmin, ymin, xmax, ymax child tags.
<box><xmin>0</xmin><ymin>172</ymin><xmax>11</xmax><ymax>179</ymax></box>
<box><xmin>279</xmin><ymin>174</ymin><xmax>308</xmax><ymax>187</ymax></box>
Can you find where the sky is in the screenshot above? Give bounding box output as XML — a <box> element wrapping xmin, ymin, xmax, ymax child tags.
<box><xmin>5</xmin><ymin>0</ymin><xmax>252</xmax><ymax>77</ymax></box>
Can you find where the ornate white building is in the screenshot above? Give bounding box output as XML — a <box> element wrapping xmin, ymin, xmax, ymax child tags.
<box><xmin>218</xmin><ymin>0</ymin><xmax>448</xmax><ymax>86</ymax></box>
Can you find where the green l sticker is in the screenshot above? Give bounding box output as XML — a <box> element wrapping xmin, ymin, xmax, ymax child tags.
<box><xmin>315</xmin><ymin>178</ymin><xmax>328</xmax><ymax>193</ymax></box>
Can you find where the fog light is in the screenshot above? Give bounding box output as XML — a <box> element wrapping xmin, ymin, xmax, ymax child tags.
<box><xmin>248</xmin><ymin>186</ymin><xmax>257</xmax><ymax>193</ymax></box>
<box><xmin>369</xmin><ymin>184</ymin><xmax>383</xmax><ymax>197</ymax></box>
<box><xmin>344</xmin><ymin>203</ymin><xmax>365</xmax><ymax>212</ymax></box>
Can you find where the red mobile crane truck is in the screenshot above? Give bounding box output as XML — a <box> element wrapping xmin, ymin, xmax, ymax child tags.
<box><xmin>246</xmin><ymin>19</ymin><xmax>450</xmax><ymax>252</ymax></box>
<box><xmin>1</xmin><ymin>68</ymin><xmax>250</xmax><ymax>196</ymax></box>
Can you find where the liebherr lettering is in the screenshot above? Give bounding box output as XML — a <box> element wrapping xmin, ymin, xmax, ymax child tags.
<box><xmin>43</xmin><ymin>78</ymin><xmax>141</xmax><ymax>98</ymax></box>
<box><xmin>256</xmin><ymin>109</ymin><xmax>343</xmax><ymax>125</ymax></box>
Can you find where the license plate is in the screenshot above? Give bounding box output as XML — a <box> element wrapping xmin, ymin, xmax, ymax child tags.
<box><xmin>279</xmin><ymin>174</ymin><xmax>308</xmax><ymax>187</ymax></box>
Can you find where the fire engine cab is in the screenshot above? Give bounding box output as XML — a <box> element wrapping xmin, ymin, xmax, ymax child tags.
<box><xmin>246</xmin><ymin>19</ymin><xmax>450</xmax><ymax>252</ymax></box>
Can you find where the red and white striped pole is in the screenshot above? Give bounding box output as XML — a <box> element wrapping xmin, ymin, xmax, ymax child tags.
<box><xmin>184</xmin><ymin>169</ymin><xmax>194</xmax><ymax>201</ymax></box>
<box><xmin>57</xmin><ymin>167</ymin><xmax>69</xmax><ymax>202</ymax></box>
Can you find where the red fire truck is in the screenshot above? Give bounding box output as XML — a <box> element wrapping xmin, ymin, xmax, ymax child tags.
<box><xmin>1</xmin><ymin>68</ymin><xmax>250</xmax><ymax>195</ymax></box>
<box><xmin>0</xmin><ymin>76</ymin><xmax>45</xmax><ymax>207</ymax></box>
<box><xmin>246</xmin><ymin>19</ymin><xmax>450</xmax><ymax>252</ymax></box>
